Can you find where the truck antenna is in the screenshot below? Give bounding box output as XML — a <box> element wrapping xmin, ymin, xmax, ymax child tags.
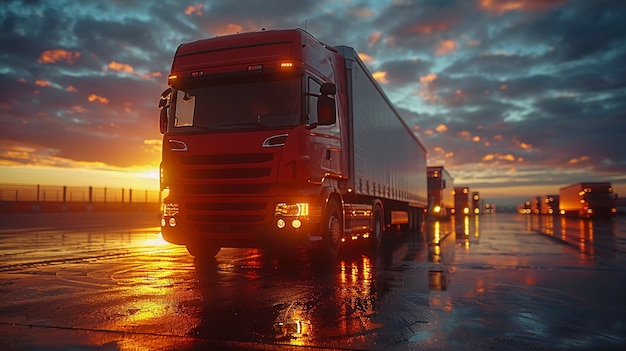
<box><xmin>303</xmin><ymin>19</ymin><xmax>308</xmax><ymax>47</ymax></box>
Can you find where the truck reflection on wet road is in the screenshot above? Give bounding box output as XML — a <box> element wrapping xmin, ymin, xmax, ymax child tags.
<box><xmin>0</xmin><ymin>213</ymin><xmax>624</xmax><ymax>350</ymax></box>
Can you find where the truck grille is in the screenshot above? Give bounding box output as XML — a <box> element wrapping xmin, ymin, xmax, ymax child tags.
<box><xmin>180</xmin><ymin>153</ymin><xmax>273</xmax><ymax>165</ymax></box>
<box><xmin>175</xmin><ymin>151</ymin><xmax>277</xmax><ymax>231</ymax></box>
<box><xmin>183</xmin><ymin>184</ymin><xmax>270</xmax><ymax>195</ymax></box>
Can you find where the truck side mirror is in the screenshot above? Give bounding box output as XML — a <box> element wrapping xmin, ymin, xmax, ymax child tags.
<box><xmin>317</xmin><ymin>95</ymin><xmax>336</xmax><ymax>125</ymax></box>
<box><xmin>320</xmin><ymin>82</ymin><xmax>336</xmax><ymax>95</ymax></box>
<box><xmin>159</xmin><ymin>107</ymin><xmax>168</xmax><ymax>134</ymax></box>
<box><xmin>158</xmin><ymin>88</ymin><xmax>172</xmax><ymax>134</ymax></box>
<box><xmin>317</xmin><ymin>83</ymin><xmax>336</xmax><ymax>126</ymax></box>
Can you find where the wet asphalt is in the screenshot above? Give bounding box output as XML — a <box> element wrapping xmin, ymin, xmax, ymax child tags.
<box><xmin>0</xmin><ymin>212</ymin><xmax>624</xmax><ymax>350</ymax></box>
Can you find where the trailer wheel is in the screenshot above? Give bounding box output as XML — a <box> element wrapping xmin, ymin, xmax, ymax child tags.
<box><xmin>312</xmin><ymin>199</ymin><xmax>342</xmax><ymax>263</ymax></box>
<box><xmin>186</xmin><ymin>242</ymin><xmax>221</xmax><ymax>259</ymax></box>
<box><xmin>371</xmin><ymin>205</ymin><xmax>384</xmax><ymax>249</ymax></box>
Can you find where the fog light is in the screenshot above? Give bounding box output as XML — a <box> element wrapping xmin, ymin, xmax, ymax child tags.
<box><xmin>168</xmin><ymin>217</ymin><xmax>177</xmax><ymax>227</ymax></box>
<box><xmin>291</xmin><ymin>219</ymin><xmax>302</xmax><ymax>229</ymax></box>
<box><xmin>161</xmin><ymin>218</ymin><xmax>166</xmax><ymax>227</ymax></box>
<box><xmin>277</xmin><ymin>218</ymin><xmax>286</xmax><ymax>229</ymax></box>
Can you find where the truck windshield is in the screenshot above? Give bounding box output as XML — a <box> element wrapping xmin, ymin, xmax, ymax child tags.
<box><xmin>171</xmin><ymin>77</ymin><xmax>301</xmax><ymax>132</ymax></box>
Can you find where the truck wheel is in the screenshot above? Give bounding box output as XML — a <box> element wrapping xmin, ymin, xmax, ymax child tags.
<box><xmin>372</xmin><ymin>206</ymin><xmax>384</xmax><ymax>249</ymax></box>
<box><xmin>186</xmin><ymin>242</ymin><xmax>221</xmax><ymax>258</ymax></box>
<box><xmin>313</xmin><ymin>199</ymin><xmax>342</xmax><ymax>263</ymax></box>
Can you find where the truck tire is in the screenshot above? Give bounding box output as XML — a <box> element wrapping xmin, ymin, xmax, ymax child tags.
<box><xmin>371</xmin><ymin>205</ymin><xmax>384</xmax><ymax>249</ymax></box>
<box><xmin>311</xmin><ymin>199</ymin><xmax>342</xmax><ymax>263</ymax></box>
<box><xmin>186</xmin><ymin>242</ymin><xmax>221</xmax><ymax>258</ymax></box>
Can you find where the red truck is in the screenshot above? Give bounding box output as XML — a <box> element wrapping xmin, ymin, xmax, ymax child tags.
<box><xmin>427</xmin><ymin>166</ymin><xmax>454</xmax><ymax>218</ymax></box>
<box><xmin>158</xmin><ymin>29</ymin><xmax>428</xmax><ymax>262</ymax></box>
<box><xmin>559</xmin><ymin>182</ymin><xmax>616</xmax><ymax>219</ymax></box>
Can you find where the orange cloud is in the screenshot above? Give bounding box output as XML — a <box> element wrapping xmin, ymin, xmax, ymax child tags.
<box><xmin>143</xmin><ymin>139</ymin><xmax>162</xmax><ymax>154</ymax></box>
<box><xmin>458</xmin><ymin>130</ymin><xmax>471</xmax><ymax>140</ymax></box>
<box><xmin>108</xmin><ymin>61</ymin><xmax>134</xmax><ymax>74</ymax></box>
<box><xmin>369</xmin><ymin>31</ymin><xmax>381</xmax><ymax>47</ymax></box>
<box><xmin>38</xmin><ymin>49</ymin><xmax>80</xmax><ymax>64</ymax></box>
<box><xmin>35</xmin><ymin>80</ymin><xmax>51</xmax><ymax>87</ymax></box>
<box><xmin>106</xmin><ymin>61</ymin><xmax>161</xmax><ymax>80</ymax></box>
<box><xmin>184</xmin><ymin>4</ymin><xmax>203</xmax><ymax>16</ymax></box>
<box><xmin>66</xmin><ymin>85</ymin><xmax>78</xmax><ymax>92</ymax></box>
<box><xmin>87</xmin><ymin>94</ymin><xmax>109</xmax><ymax>104</ymax></box>
<box><xmin>372</xmin><ymin>71</ymin><xmax>388</xmax><ymax>84</ymax></box>
<box><xmin>482</xmin><ymin>153</ymin><xmax>520</xmax><ymax>162</ymax></box>
<box><xmin>407</xmin><ymin>22</ymin><xmax>449</xmax><ymax>34</ymax></box>
<box><xmin>358</xmin><ymin>52</ymin><xmax>374</xmax><ymax>63</ymax></box>
<box><xmin>435</xmin><ymin>124</ymin><xmax>448</xmax><ymax>133</ymax></box>
<box><xmin>435</xmin><ymin>39</ymin><xmax>458</xmax><ymax>56</ymax></box>
<box><xmin>71</xmin><ymin>105</ymin><xmax>86</xmax><ymax>113</ymax></box>
<box><xmin>420</xmin><ymin>73</ymin><xmax>438</xmax><ymax>83</ymax></box>
<box><xmin>479</xmin><ymin>0</ymin><xmax>567</xmax><ymax>14</ymax></box>
<box><xmin>568</xmin><ymin>155</ymin><xmax>590</xmax><ymax>164</ymax></box>
<box><xmin>418</xmin><ymin>73</ymin><xmax>439</xmax><ymax>103</ymax></box>
<box><xmin>214</xmin><ymin>24</ymin><xmax>244</xmax><ymax>36</ymax></box>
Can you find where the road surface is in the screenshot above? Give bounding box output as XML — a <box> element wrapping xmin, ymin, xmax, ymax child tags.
<box><xmin>0</xmin><ymin>212</ymin><xmax>624</xmax><ymax>350</ymax></box>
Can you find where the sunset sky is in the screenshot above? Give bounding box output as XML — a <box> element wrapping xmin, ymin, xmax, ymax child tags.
<box><xmin>1</xmin><ymin>0</ymin><xmax>625</xmax><ymax>206</ymax></box>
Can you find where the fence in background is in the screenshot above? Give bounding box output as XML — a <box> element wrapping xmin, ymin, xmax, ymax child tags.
<box><xmin>0</xmin><ymin>184</ymin><xmax>160</xmax><ymax>204</ymax></box>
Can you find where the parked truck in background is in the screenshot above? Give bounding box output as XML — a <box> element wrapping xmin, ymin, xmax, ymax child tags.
<box><xmin>530</xmin><ymin>196</ymin><xmax>542</xmax><ymax>215</ymax></box>
<box><xmin>540</xmin><ymin>195</ymin><xmax>559</xmax><ymax>215</ymax></box>
<box><xmin>158</xmin><ymin>29</ymin><xmax>428</xmax><ymax>262</ymax></box>
<box><xmin>427</xmin><ymin>166</ymin><xmax>454</xmax><ymax>218</ymax></box>
<box><xmin>471</xmin><ymin>191</ymin><xmax>481</xmax><ymax>215</ymax></box>
<box><xmin>559</xmin><ymin>182</ymin><xmax>616</xmax><ymax>219</ymax></box>
<box><xmin>452</xmin><ymin>186</ymin><xmax>470</xmax><ymax>215</ymax></box>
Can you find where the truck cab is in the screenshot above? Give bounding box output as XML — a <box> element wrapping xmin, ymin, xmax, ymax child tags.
<box><xmin>158</xmin><ymin>29</ymin><xmax>344</xmax><ymax>260</ymax></box>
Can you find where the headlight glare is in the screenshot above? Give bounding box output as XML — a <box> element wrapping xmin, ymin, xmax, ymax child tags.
<box><xmin>275</xmin><ymin>202</ymin><xmax>309</xmax><ymax>217</ymax></box>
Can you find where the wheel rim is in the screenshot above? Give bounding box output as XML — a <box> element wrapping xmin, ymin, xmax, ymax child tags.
<box><xmin>329</xmin><ymin>215</ymin><xmax>340</xmax><ymax>246</ymax></box>
<box><xmin>374</xmin><ymin>211</ymin><xmax>382</xmax><ymax>245</ymax></box>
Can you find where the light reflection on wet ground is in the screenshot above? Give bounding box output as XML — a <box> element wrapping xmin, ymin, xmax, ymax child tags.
<box><xmin>0</xmin><ymin>213</ymin><xmax>625</xmax><ymax>350</ymax></box>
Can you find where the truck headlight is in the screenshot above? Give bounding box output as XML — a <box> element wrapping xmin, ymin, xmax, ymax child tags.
<box><xmin>275</xmin><ymin>202</ymin><xmax>309</xmax><ymax>217</ymax></box>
